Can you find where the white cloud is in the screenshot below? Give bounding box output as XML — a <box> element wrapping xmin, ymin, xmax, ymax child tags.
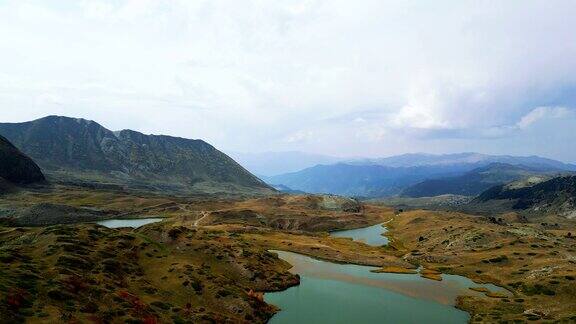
<box><xmin>516</xmin><ymin>106</ymin><xmax>571</xmax><ymax>130</ymax></box>
<box><xmin>284</xmin><ymin>130</ymin><xmax>315</xmax><ymax>143</ymax></box>
<box><xmin>0</xmin><ymin>1</ymin><xmax>575</xmax><ymax>160</ymax></box>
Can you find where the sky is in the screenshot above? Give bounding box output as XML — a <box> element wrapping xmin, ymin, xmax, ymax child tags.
<box><xmin>1</xmin><ymin>0</ymin><xmax>576</xmax><ymax>162</ymax></box>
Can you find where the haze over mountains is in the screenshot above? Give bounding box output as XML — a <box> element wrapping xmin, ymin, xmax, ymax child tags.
<box><xmin>349</xmin><ymin>153</ymin><xmax>576</xmax><ymax>170</ymax></box>
<box><xmin>0</xmin><ymin>116</ymin><xmax>272</xmax><ymax>195</ymax></box>
<box><xmin>2</xmin><ymin>115</ymin><xmax>574</xmax><ymax>200</ymax></box>
<box><xmin>264</xmin><ymin>152</ymin><xmax>575</xmax><ymax>198</ymax></box>
<box><xmin>228</xmin><ymin>151</ymin><xmax>343</xmax><ymax>177</ymax></box>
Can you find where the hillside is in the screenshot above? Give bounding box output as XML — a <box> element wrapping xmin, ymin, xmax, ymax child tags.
<box><xmin>0</xmin><ymin>116</ymin><xmax>272</xmax><ymax>195</ymax></box>
<box><xmin>475</xmin><ymin>175</ymin><xmax>576</xmax><ymax>218</ymax></box>
<box><xmin>0</xmin><ymin>135</ymin><xmax>44</xmax><ymax>191</ymax></box>
<box><xmin>401</xmin><ymin>163</ymin><xmax>562</xmax><ymax>198</ymax></box>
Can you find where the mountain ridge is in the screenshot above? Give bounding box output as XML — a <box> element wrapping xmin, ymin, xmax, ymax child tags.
<box><xmin>0</xmin><ymin>116</ymin><xmax>272</xmax><ymax>195</ymax></box>
<box><xmin>349</xmin><ymin>152</ymin><xmax>576</xmax><ymax>169</ymax></box>
<box><xmin>228</xmin><ymin>151</ymin><xmax>344</xmax><ymax>177</ymax></box>
<box><xmin>267</xmin><ymin>156</ymin><xmax>575</xmax><ymax>198</ymax></box>
<box><xmin>474</xmin><ymin>175</ymin><xmax>576</xmax><ymax>218</ymax></box>
<box><xmin>401</xmin><ymin>162</ymin><xmax>567</xmax><ymax>198</ymax></box>
<box><xmin>266</xmin><ymin>163</ymin><xmax>475</xmax><ymax>197</ymax></box>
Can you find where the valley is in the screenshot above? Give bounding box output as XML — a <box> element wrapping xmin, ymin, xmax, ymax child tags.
<box><xmin>1</xmin><ymin>183</ymin><xmax>574</xmax><ymax>323</ymax></box>
<box><xmin>0</xmin><ymin>118</ymin><xmax>574</xmax><ymax>323</ymax></box>
<box><xmin>2</xmin><ymin>2</ymin><xmax>575</xmax><ymax>322</ymax></box>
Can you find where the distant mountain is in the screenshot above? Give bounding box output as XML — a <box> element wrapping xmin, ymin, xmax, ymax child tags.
<box><xmin>0</xmin><ymin>116</ymin><xmax>272</xmax><ymax>195</ymax></box>
<box><xmin>268</xmin><ymin>153</ymin><xmax>575</xmax><ymax>198</ymax></box>
<box><xmin>228</xmin><ymin>151</ymin><xmax>343</xmax><ymax>176</ymax></box>
<box><xmin>266</xmin><ymin>163</ymin><xmax>476</xmax><ymax>198</ymax></box>
<box><xmin>401</xmin><ymin>163</ymin><xmax>564</xmax><ymax>198</ymax></box>
<box><xmin>351</xmin><ymin>152</ymin><xmax>576</xmax><ymax>170</ymax></box>
<box><xmin>0</xmin><ymin>135</ymin><xmax>45</xmax><ymax>191</ymax></box>
<box><xmin>270</xmin><ymin>184</ymin><xmax>306</xmax><ymax>194</ymax></box>
<box><xmin>475</xmin><ymin>175</ymin><xmax>576</xmax><ymax>218</ymax></box>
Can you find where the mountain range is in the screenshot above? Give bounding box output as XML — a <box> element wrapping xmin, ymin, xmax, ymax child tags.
<box><xmin>228</xmin><ymin>151</ymin><xmax>343</xmax><ymax>177</ymax></box>
<box><xmin>3</xmin><ymin>117</ymin><xmax>574</xmax><ymax>199</ymax></box>
<box><xmin>0</xmin><ymin>116</ymin><xmax>272</xmax><ymax>195</ymax></box>
<box><xmin>266</xmin><ymin>163</ymin><xmax>473</xmax><ymax>197</ymax></box>
<box><xmin>400</xmin><ymin>163</ymin><xmax>566</xmax><ymax>198</ymax></box>
<box><xmin>350</xmin><ymin>152</ymin><xmax>576</xmax><ymax>169</ymax></box>
<box><xmin>265</xmin><ymin>153</ymin><xmax>575</xmax><ymax>198</ymax></box>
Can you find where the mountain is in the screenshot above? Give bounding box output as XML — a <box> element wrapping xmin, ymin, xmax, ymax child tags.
<box><xmin>351</xmin><ymin>152</ymin><xmax>576</xmax><ymax>170</ymax></box>
<box><xmin>266</xmin><ymin>163</ymin><xmax>476</xmax><ymax>198</ymax></box>
<box><xmin>475</xmin><ymin>175</ymin><xmax>576</xmax><ymax>218</ymax></box>
<box><xmin>0</xmin><ymin>134</ymin><xmax>45</xmax><ymax>191</ymax></box>
<box><xmin>269</xmin><ymin>184</ymin><xmax>306</xmax><ymax>194</ymax></box>
<box><xmin>0</xmin><ymin>116</ymin><xmax>272</xmax><ymax>195</ymax></box>
<box><xmin>401</xmin><ymin>163</ymin><xmax>565</xmax><ymax>198</ymax></box>
<box><xmin>228</xmin><ymin>151</ymin><xmax>343</xmax><ymax>177</ymax></box>
<box><xmin>268</xmin><ymin>153</ymin><xmax>575</xmax><ymax>198</ymax></box>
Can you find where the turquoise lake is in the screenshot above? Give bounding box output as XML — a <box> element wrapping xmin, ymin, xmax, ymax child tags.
<box><xmin>265</xmin><ymin>223</ymin><xmax>507</xmax><ymax>324</ymax></box>
<box><xmin>96</xmin><ymin>218</ymin><xmax>163</xmax><ymax>228</ymax></box>
<box><xmin>330</xmin><ymin>222</ymin><xmax>389</xmax><ymax>246</ymax></box>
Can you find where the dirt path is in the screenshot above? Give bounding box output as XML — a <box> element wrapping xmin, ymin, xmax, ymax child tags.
<box><xmin>193</xmin><ymin>211</ymin><xmax>209</xmax><ymax>226</ymax></box>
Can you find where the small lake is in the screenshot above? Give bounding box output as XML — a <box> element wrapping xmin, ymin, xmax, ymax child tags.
<box><xmin>96</xmin><ymin>218</ymin><xmax>163</xmax><ymax>228</ymax></box>
<box><xmin>330</xmin><ymin>223</ymin><xmax>389</xmax><ymax>246</ymax></box>
<box><xmin>265</xmin><ymin>251</ymin><xmax>508</xmax><ymax>324</ymax></box>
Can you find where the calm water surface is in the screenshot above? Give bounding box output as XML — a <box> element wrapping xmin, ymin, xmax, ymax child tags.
<box><xmin>330</xmin><ymin>222</ymin><xmax>389</xmax><ymax>246</ymax></box>
<box><xmin>96</xmin><ymin>218</ymin><xmax>163</xmax><ymax>228</ymax></box>
<box><xmin>265</xmin><ymin>222</ymin><xmax>508</xmax><ymax>324</ymax></box>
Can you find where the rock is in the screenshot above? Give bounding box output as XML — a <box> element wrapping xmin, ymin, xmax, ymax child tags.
<box><xmin>0</xmin><ymin>135</ymin><xmax>45</xmax><ymax>185</ymax></box>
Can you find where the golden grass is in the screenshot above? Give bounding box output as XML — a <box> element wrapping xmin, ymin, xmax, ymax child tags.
<box><xmin>384</xmin><ymin>208</ymin><xmax>576</xmax><ymax>322</ymax></box>
<box><xmin>371</xmin><ymin>266</ymin><xmax>418</xmax><ymax>274</ymax></box>
<box><xmin>420</xmin><ymin>269</ymin><xmax>443</xmax><ymax>281</ymax></box>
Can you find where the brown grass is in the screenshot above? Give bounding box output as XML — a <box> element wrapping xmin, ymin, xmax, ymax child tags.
<box><xmin>371</xmin><ymin>266</ymin><xmax>418</xmax><ymax>274</ymax></box>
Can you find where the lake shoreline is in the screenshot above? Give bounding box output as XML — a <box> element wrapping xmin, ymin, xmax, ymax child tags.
<box><xmin>264</xmin><ymin>221</ymin><xmax>511</xmax><ymax>323</ymax></box>
<box><xmin>265</xmin><ymin>250</ymin><xmax>482</xmax><ymax>323</ymax></box>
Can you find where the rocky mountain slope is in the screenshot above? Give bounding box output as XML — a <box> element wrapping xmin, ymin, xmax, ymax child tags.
<box><xmin>0</xmin><ymin>135</ymin><xmax>44</xmax><ymax>191</ymax></box>
<box><xmin>475</xmin><ymin>175</ymin><xmax>576</xmax><ymax>218</ymax></box>
<box><xmin>0</xmin><ymin>116</ymin><xmax>271</xmax><ymax>195</ymax></box>
<box><xmin>401</xmin><ymin>163</ymin><xmax>564</xmax><ymax>198</ymax></box>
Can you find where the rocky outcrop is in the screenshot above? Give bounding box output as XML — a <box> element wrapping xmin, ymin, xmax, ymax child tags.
<box><xmin>0</xmin><ymin>135</ymin><xmax>45</xmax><ymax>188</ymax></box>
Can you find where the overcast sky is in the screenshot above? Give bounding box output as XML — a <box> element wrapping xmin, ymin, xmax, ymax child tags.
<box><xmin>1</xmin><ymin>1</ymin><xmax>576</xmax><ymax>161</ymax></box>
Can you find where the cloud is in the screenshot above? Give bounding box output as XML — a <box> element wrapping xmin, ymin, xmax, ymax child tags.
<box><xmin>0</xmin><ymin>1</ymin><xmax>575</xmax><ymax>160</ymax></box>
<box><xmin>284</xmin><ymin>130</ymin><xmax>316</xmax><ymax>143</ymax></box>
<box><xmin>516</xmin><ymin>106</ymin><xmax>572</xmax><ymax>129</ymax></box>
